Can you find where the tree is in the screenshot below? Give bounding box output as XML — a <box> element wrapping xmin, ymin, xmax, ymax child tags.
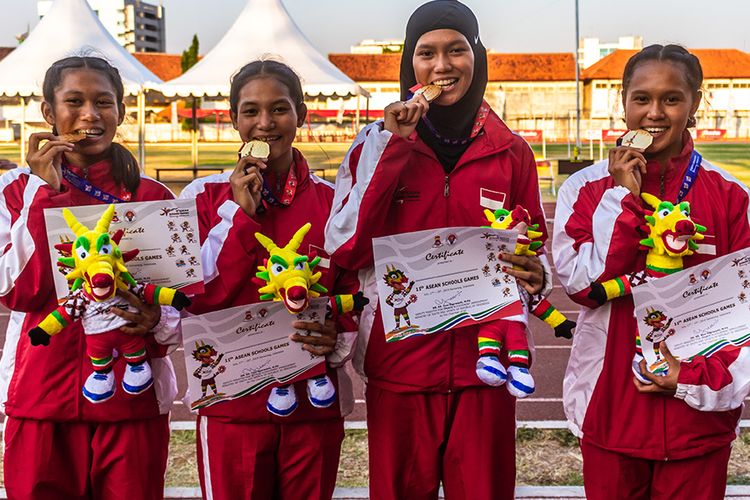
<box><xmin>180</xmin><ymin>34</ymin><xmax>199</xmax><ymax>73</ymax></box>
<box><xmin>180</xmin><ymin>34</ymin><xmax>201</xmax><ymax>132</ymax></box>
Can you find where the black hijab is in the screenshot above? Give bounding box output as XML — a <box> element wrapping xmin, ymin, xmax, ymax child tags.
<box><xmin>399</xmin><ymin>0</ymin><xmax>488</xmax><ymax>172</ymax></box>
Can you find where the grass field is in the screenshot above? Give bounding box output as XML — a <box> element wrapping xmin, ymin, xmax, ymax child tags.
<box><xmin>165</xmin><ymin>428</ymin><xmax>750</xmax><ymax>488</ymax></box>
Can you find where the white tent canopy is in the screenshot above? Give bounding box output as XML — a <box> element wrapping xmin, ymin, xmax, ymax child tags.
<box><xmin>159</xmin><ymin>0</ymin><xmax>369</xmax><ymax>99</ymax></box>
<box><xmin>0</xmin><ymin>0</ymin><xmax>162</xmax><ymax>97</ymax></box>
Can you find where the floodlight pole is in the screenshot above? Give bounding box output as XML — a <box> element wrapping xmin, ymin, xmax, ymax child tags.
<box><xmin>574</xmin><ymin>0</ymin><xmax>581</xmax><ymax>159</ymax></box>
<box><xmin>137</xmin><ymin>91</ymin><xmax>146</xmax><ymax>169</ymax></box>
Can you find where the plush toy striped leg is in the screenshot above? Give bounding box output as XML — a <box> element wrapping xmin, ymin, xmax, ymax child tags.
<box><xmin>83</xmin><ymin>354</ymin><xmax>116</xmax><ymax>404</ymax></box>
<box><xmin>531</xmin><ymin>297</ymin><xmax>576</xmax><ymax>339</ymax></box>
<box><xmin>476</xmin><ymin>337</ymin><xmax>507</xmax><ymax>386</ymax></box>
<box><xmin>122</xmin><ymin>346</ymin><xmax>153</xmax><ymax>396</ymax></box>
<box><xmin>506</xmin><ymin>348</ymin><xmax>535</xmax><ymax>398</ymax></box>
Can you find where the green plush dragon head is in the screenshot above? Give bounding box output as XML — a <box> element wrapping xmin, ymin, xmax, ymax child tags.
<box><xmin>58</xmin><ymin>204</ymin><xmax>138</xmax><ymax>302</ymax></box>
<box><xmin>484</xmin><ymin>205</ymin><xmax>543</xmax><ymax>256</ymax></box>
<box><xmin>640</xmin><ymin>193</ymin><xmax>705</xmax><ymax>272</ymax></box>
<box><xmin>252</xmin><ymin>223</ymin><xmax>328</xmax><ymax>314</ymax></box>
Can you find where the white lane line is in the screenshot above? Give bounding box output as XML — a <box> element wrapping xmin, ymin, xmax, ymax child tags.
<box><xmin>168</xmin><ymin>418</ymin><xmax>750</xmax><ymax>432</ymax></box>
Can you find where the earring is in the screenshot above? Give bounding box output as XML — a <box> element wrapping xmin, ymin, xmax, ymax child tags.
<box><xmin>687</xmin><ymin>116</ymin><xmax>697</xmax><ymax>128</ymax></box>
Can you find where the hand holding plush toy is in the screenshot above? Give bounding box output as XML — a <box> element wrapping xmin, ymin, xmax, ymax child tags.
<box><xmin>586</xmin><ymin>193</ymin><xmax>704</xmax><ymax>383</ymax></box>
<box><xmin>252</xmin><ymin>223</ymin><xmax>368</xmax><ymax>416</ymax></box>
<box><xmin>28</xmin><ymin>204</ymin><xmax>190</xmax><ymax>403</ymax></box>
<box><xmin>475</xmin><ymin>205</ymin><xmax>575</xmax><ymax>398</ymax></box>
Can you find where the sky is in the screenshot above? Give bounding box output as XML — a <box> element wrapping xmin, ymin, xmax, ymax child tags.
<box><xmin>0</xmin><ymin>0</ymin><xmax>748</xmax><ymax>56</ymax></box>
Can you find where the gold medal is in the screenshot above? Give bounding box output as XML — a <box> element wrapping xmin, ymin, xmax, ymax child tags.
<box><xmin>620</xmin><ymin>129</ymin><xmax>653</xmax><ymax>150</ymax></box>
<box><xmin>61</xmin><ymin>131</ymin><xmax>86</xmax><ymax>143</ymax></box>
<box><xmin>412</xmin><ymin>84</ymin><xmax>442</xmax><ymax>103</ymax></box>
<box><xmin>239</xmin><ymin>140</ymin><xmax>270</xmax><ymax>160</ymax></box>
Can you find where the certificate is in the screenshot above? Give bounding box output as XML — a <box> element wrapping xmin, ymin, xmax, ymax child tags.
<box><xmin>372</xmin><ymin>226</ymin><xmax>523</xmax><ymax>342</ymax></box>
<box><xmin>182</xmin><ymin>298</ymin><xmax>327</xmax><ymax>410</ymax></box>
<box><xmin>633</xmin><ymin>248</ymin><xmax>750</xmax><ymax>374</ymax></box>
<box><xmin>44</xmin><ymin>199</ymin><xmax>204</xmax><ymax>300</ymax></box>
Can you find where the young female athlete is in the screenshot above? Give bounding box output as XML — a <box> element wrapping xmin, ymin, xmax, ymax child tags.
<box><xmin>0</xmin><ymin>56</ymin><xmax>180</xmax><ymax>499</ymax></box>
<box><xmin>180</xmin><ymin>59</ymin><xmax>360</xmax><ymax>500</ymax></box>
<box><xmin>554</xmin><ymin>44</ymin><xmax>750</xmax><ymax>499</ymax></box>
<box><xmin>325</xmin><ymin>2</ymin><xmax>550</xmax><ymax>498</ymax></box>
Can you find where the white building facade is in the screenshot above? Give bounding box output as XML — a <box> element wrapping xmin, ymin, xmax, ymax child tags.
<box><xmin>38</xmin><ymin>0</ymin><xmax>165</xmax><ymax>52</ymax></box>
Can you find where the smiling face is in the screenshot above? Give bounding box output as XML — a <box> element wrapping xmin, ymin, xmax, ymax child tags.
<box><xmin>412</xmin><ymin>29</ymin><xmax>474</xmax><ymax>106</ymax></box>
<box><xmin>230</xmin><ymin>76</ymin><xmax>306</xmax><ymax>172</ymax></box>
<box><xmin>623</xmin><ymin>60</ymin><xmax>701</xmax><ymax>163</ymax></box>
<box><xmin>42</xmin><ymin>68</ymin><xmax>124</xmax><ymax>168</ymax></box>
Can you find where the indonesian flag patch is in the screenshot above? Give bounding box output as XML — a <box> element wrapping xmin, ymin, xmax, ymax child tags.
<box><xmin>479</xmin><ymin>188</ymin><xmax>506</xmax><ymax>210</ymax></box>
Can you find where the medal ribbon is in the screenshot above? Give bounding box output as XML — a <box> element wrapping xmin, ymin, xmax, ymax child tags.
<box><xmin>257</xmin><ymin>164</ymin><xmax>298</xmax><ymax>214</ymax></box>
<box><xmin>419</xmin><ymin>100</ymin><xmax>491</xmax><ymax>146</ymax></box>
<box><xmin>61</xmin><ymin>165</ymin><xmax>129</xmax><ymax>204</ymax></box>
<box><xmin>676</xmin><ymin>150</ymin><xmax>702</xmax><ymax>203</ymax></box>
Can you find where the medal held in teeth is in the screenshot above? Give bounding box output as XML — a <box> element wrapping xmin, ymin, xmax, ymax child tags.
<box><xmin>61</xmin><ymin>131</ymin><xmax>86</xmax><ymax>143</ymax></box>
<box><xmin>620</xmin><ymin>130</ymin><xmax>653</xmax><ymax>150</ymax></box>
<box><xmin>409</xmin><ymin>83</ymin><xmax>442</xmax><ymax>103</ymax></box>
<box><xmin>239</xmin><ymin>140</ymin><xmax>270</xmax><ymax>161</ymax></box>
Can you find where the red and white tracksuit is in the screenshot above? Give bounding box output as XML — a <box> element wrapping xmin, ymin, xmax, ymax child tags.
<box><xmin>0</xmin><ymin>160</ymin><xmax>181</xmax><ymax>500</ymax></box>
<box><xmin>180</xmin><ymin>149</ymin><xmax>360</xmax><ymax>500</ymax></box>
<box><xmin>324</xmin><ymin>111</ymin><xmax>552</xmax><ymax>500</ymax></box>
<box><xmin>553</xmin><ymin>136</ymin><xmax>750</xmax><ymax>499</ymax></box>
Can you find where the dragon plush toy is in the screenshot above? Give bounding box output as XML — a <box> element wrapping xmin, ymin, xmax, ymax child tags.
<box><xmin>252</xmin><ymin>223</ymin><xmax>368</xmax><ymax>416</ymax></box>
<box><xmin>485</xmin><ymin>206</ymin><xmax>576</xmax><ymax>339</ymax></box>
<box><xmin>474</xmin><ymin>205</ymin><xmax>575</xmax><ymax>397</ymax></box>
<box><xmin>587</xmin><ymin>193</ymin><xmax>705</xmax><ymax>382</ymax></box>
<box><xmin>28</xmin><ymin>204</ymin><xmax>191</xmax><ymax>403</ymax></box>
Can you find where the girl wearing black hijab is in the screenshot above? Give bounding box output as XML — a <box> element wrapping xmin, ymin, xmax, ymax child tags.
<box><xmin>325</xmin><ymin>2</ymin><xmax>550</xmax><ymax>498</ymax></box>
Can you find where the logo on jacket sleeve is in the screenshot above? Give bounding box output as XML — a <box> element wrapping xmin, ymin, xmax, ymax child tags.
<box><xmin>479</xmin><ymin>188</ymin><xmax>506</xmax><ymax>210</ymax></box>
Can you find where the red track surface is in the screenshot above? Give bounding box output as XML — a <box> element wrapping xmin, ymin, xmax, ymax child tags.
<box><xmin>1</xmin><ymin>202</ymin><xmax>747</xmax><ymax>423</ymax></box>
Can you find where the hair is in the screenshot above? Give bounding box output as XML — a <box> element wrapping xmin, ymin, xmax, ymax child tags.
<box><xmin>622</xmin><ymin>44</ymin><xmax>703</xmax><ymax>96</ymax></box>
<box><xmin>42</xmin><ymin>56</ymin><xmax>140</xmax><ymax>194</ymax></box>
<box><xmin>229</xmin><ymin>59</ymin><xmax>304</xmax><ymax>115</ymax></box>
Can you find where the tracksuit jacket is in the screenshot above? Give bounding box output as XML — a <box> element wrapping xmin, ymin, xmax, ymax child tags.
<box><xmin>553</xmin><ymin>136</ymin><xmax>750</xmax><ymax>460</ymax></box>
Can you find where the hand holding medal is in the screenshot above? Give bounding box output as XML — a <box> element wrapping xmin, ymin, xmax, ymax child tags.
<box><xmin>383</xmin><ymin>83</ymin><xmax>441</xmax><ymax>139</ymax></box>
<box><xmin>608</xmin><ymin>129</ymin><xmax>652</xmax><ymax>196</ymax></box>
<box><xmin>26</xmin><ymin>131</ymin><xmax>85</xmax><ymax>192</ymax></box>
<box><xmin>230</xmin><ymin>140</ymin><xmax>269</xmax><ymax>218</ymax></box>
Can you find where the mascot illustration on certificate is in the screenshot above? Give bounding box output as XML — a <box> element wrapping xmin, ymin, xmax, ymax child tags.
<box><xmin>191</xmin><ymin>340</ymin><xmax>226</xmax><ymax>405</ymax></box>
<box><xmin>587</xmin><ymin>193</ymin><xmax>705</xmax><ymax>382</ymax></box>
<box><xmin>642</xmin><ymin>308</ymin><xmax>676</xmax><ymax>373</ymax></box>
<box><xmin>27</xmin><ymin>205</ymin><xmax>191</xmax><ymax>403</ymax></box>
<box><xmin>252</xmin><ymin>223</ymin><xmax>368</xmax><ymax>416</ymax></box>
<box><xmin>383</xmin><ymin>265</ymin><xmax>418</xmax><ymax>334</ymax></box>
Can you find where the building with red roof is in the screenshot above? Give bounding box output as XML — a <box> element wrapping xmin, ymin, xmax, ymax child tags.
<box><xmin>329</xmin><ymin>52</ymin><xmax>577</xmax><ymax>138</ymax></box>
<box><xmin>581</xmin><ymin>49</ymin><xmax>750</xmax><ymax>135</ymax></box>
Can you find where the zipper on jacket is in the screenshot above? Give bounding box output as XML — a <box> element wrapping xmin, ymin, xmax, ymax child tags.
<box><xmin>448</xmin><ymin>327</ymin><xmax>454</xmax><ymax>392</ymax></box>
<box><xmin>659</xmin><ymin>172</ymin><xmax>665</xmax><ymax>199</ymax></box>
<box><xmin>444</xmin><ymin>176</ymin><xmax>450</xmax><ymax>197</ymax></box>
<box><xmin>661</xmin><ymin>397</ymin><xmax>669</xmax><ymax>462</ymax></box>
